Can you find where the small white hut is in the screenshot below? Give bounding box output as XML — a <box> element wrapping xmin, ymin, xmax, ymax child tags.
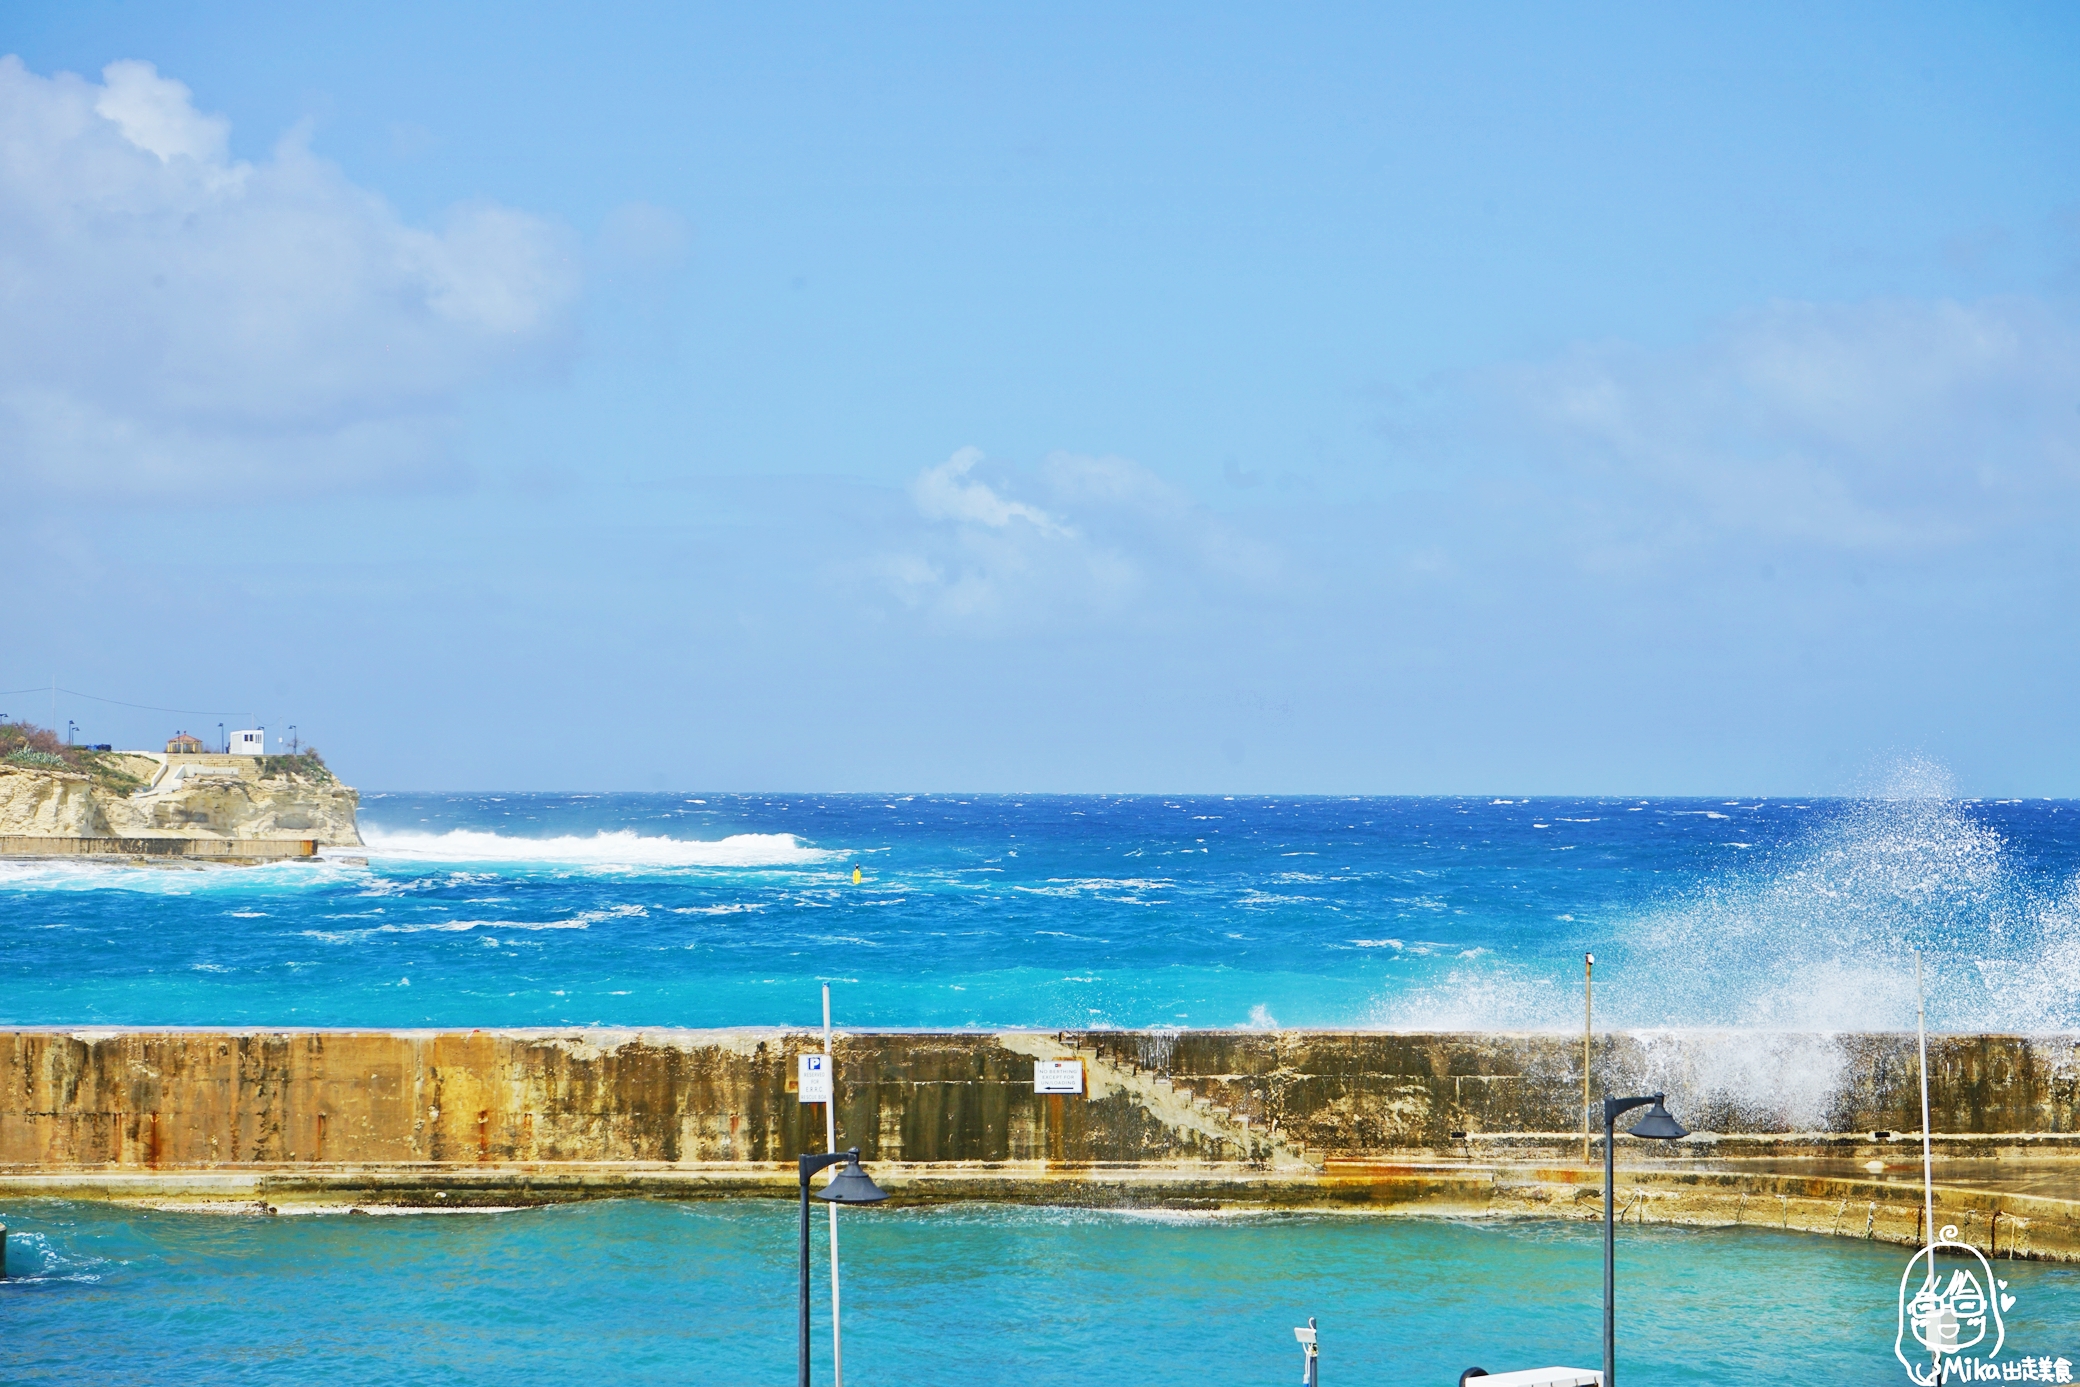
<box><xmin>230</xmin><ymin>728</ymin><xmax>266</xmax><ymax>756</ymax></box>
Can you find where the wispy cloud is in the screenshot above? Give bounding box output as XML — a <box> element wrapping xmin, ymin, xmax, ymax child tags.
<box><xmin>1466</xmin><ymin>296</ymin><xmax>2080</xmax><ymax>560</ymax></box>
<box><xmin>873</xmin><ymin>447</ymin><xmax>1280</xmax><ymax>628</ymax></box>
<box><xmin>0</xmin><ymin>57</ymin><xmax>580</xmax><ymax>500</ymax></box>
<box><xmin>910</xmin><ymin>446</ymin><xmax>1074</xmax><ymax>536</ymax></box>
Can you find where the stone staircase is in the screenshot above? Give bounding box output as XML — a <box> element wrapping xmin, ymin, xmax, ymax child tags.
<box><xmin>1054</xmin><ymin>1030</ymin><xmax>1316</xmax><ymax>1171</ymax></box>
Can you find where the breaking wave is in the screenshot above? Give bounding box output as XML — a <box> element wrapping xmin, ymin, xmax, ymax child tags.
<box><xmin>1375</xmin><ymin>758</ymin><xmax>2080</xmax><ymax>1037</ymax></box>
<box><xmin>1364</xmin><ymin>761</ymin><xmax>2080</xmax><ymax>1124</ymax></box>
<box><xmin>0</xmin><ymin>855</ymin><xmax>359</xmax><ymax>893</ymax></box>
<box><xmin>352</xmin><ymin>828</ymin><xmax>842</xmax><ymax>869</ymax></box>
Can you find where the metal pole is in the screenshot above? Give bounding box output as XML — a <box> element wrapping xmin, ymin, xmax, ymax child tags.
<box><xmin>794</xmin><ymin>1164</ymin><xmax>811</xmax><ymax>1387</ymax></box>
<box><xmin>1583</xmin><ymin>953</ymin><xmax>1594</xmax><ymax>1164</ymax></box>
<box><xmin>795</xmin><ymin>1148</ymin><xmax>855</xmax><ymax>1387</ymax></box>
<box><xmin>1603</xmin><ymin>1099</ymin><xmax>1617</xmax><ymax>1387</ymax></box>
<box><xmin>824</xmin><ymin>984</ymin><xmax>843</xmax><ymax>1387</ymax></box>
<box><xmin>1916</xmin><ymin>952</ymin><xmax>1935</xmax><ymax>1256</ymax></box>
<box><xmin>1308</xmin><ymin>1316</ymin><xmax>1319</xmax><ymax>1387</ymax></box>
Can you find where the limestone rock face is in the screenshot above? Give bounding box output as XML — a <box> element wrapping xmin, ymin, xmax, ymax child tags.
<box><xmin>0</xmin><ymin>753</ymin><xmax>361</xmax><ymax>846</ymax></box>
<box><xmin>0</xmin><ymin>765</ymin><xmax>107</xmax><ymax>835</ymax></box>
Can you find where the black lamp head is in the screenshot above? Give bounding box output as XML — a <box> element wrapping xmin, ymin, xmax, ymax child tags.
<box><xmin>815</xmin><ymin>1152</ymin><xmax>889</xmax><ymax>1204</ymax></box>
<box><xmin>1628</xmin><ymin>1094</ymin><xmax>1689</xmax><ymax>1141</ymax></box>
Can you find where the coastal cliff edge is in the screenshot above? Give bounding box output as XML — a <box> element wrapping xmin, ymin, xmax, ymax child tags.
<box><xmin>0</xmin><ymin>748</ymin><xmax>361</xmax><ymax>847</ymax></box>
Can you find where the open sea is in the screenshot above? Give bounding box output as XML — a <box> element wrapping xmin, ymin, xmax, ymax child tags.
<box><xmin>7</xmin><ymin>787</ymin><xmax>2080</xmax><ymax>1384</ymax></box>
<box><xmin>2</xmin><ymin>789</ymin><xmax>2077</xmax><ymax>1033</ymax></box>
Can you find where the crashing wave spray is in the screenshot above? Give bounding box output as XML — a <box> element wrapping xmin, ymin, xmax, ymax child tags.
<box><xmin>1613</xmin><ymin>762</ymin><xmax>2080</xmax><ymax>1034</ymax></box>
<box><xmin>1373</xmin><ymin>759</ymin><xmax>2080</xmax><ymax>1121</ymax></box>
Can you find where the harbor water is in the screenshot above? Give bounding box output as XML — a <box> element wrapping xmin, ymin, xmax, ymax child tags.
<box><xmin>8</xmin><ymin>1199</ymin><xmax>2078</xmax><ymax>1385</ymax></box>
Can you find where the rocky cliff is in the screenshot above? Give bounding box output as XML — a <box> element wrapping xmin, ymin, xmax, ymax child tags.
<box><xmin>0</xmin><ymin>749</ymin><xmax>361</xmax><ymax>846</ymax></box>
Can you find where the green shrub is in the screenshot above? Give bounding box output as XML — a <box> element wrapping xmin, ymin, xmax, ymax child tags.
<box><xmin>260</xmin><ymin>749</ymin><xmax>334</xmax><ymax>783</ymax></box>
<box><xmin>0</xmin><ymin>722</ymin><xmax>80</xmax><ymax>771</ymax></box>
<box><xmin>73</xmin><ymin>749</ymin><xmax>149</xmax><ymax>796</ymax></box>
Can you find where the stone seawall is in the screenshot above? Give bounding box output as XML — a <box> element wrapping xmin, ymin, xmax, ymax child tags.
<box><xmin>3</xmin><ymin>1029</ymin><xmax>2076</xmax><ymax>1258</ymax></box>
<box><xmin>0</xmin><ymin>836</ymin><xmax>319</xmax><ymax>861</ymax></box>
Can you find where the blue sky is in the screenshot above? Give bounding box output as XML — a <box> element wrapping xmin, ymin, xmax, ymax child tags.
<box><xmin>3</xmin><ymin>4</ymin><xmax>2078</xmax><ymax>793</ymax></box>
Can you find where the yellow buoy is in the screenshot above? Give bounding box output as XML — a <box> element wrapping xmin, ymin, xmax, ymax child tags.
<box><xmin>851</xmin><ymin>865</ymin><xmax>862</xmax><ymax>885</ymax></box>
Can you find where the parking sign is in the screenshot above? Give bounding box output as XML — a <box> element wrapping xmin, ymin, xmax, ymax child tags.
<box><xmin>798</xmin><ymin>1052</ymin><xmax>833</xmax><ymax>1103</ymax></box>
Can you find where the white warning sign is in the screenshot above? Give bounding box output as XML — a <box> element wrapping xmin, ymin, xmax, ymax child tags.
<box><xmin>1033</xmin><ymin>1059</ymin><xmax>1084</xmax><ymax>1095</ymax></box>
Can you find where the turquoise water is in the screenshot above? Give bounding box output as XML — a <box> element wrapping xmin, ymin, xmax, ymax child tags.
<box><xmin>9</xmin><ymin>790</ymin><xmax>2080</xmax><ymax>1382</ymax></box>
<box><xmin>4</xmin><ymin>791</ymin><xmax>2079</xmax><ymax>1033</ymax></box>
<box><xmin>5</xmin><ymin>1201</ymin><xmax>2078</xmax><ymax>1385</ymax></box>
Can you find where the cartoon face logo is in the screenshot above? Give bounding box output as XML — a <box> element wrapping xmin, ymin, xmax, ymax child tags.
<box><xmin>1908</xmin><ymin>1268</ymin><xmax>1983</xmax><ymax>1353</ymax></box>
<box><xmin>1896</xmin><ymin>1226</ymin><xmax>2011</xmax><ymax>1384</ymax></box>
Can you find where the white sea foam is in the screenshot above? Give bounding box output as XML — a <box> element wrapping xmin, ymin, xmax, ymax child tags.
<box><xmin>1013</xmin><ymin>877</ymin><xmax>1176</xmax><ymax>896</ymax></box>
<box><xmin>351</xmin><ymin>828</ymin><xmax>839</xmax><ymax>869</ymax></box>
<box><xmin>1611</xmin><ymin>769</ymin><xmax>2060</xmax><ymax>1033</ymax></box>
<box><xmin>0</xmin><ymin>854</ymin><xmax>363</xmax><ymax>893</ymax></box>
<box><xmin>1613</xmin><ymin>1030</ymin><xmax>1852</xmax><ymax>1131</ymax></box>
<box><xmin>300</xmin><ymin>905</ymin><xmax>645</xmax><ymax>944</ymax></box>
<box><xmin>1377</xmin><ymin>757</ymin><xmax>2080</xmax><ymax>1038</ymax></box>
<box><xmin>1369</xmin><ymin>962</ymin><xmax>1565</xmax><ymax>1031</ymax></box>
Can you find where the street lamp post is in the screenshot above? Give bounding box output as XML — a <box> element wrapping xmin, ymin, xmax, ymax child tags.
<box><xmin>1601</xmin><ymin>1093</ymin><xmax>1687</xmax><ymax>1387</ymax></box>
<box><xmin>799</xmin><ymin>1149</ymin><xmax>886</xmax><ymax>1387</ymax></box>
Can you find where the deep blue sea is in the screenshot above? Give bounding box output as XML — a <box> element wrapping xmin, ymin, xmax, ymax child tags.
<box><xmin>4</xmin><ymin>789</ymin><xmax>2078</xmax><ymax>1033</ymax></box>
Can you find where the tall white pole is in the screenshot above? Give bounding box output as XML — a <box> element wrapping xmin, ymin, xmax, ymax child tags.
<box><xmin>1583</xmin><ymin>953</ymin><xmax>1594</xmax><ymax>1164</ymax></box>
<box><xmin>1915</xmin><ymin>952</ymin><xmax>1935</xmax><ymax>1258</ymax></box>
<box><xmin>824</xmin><ymin>983</ymin><xmax>843</xmax><ymax>1387</ymax></box>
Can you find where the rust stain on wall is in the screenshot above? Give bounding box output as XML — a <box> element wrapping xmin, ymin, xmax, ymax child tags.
<box><xmin>3</xmin><ymin>1028</ymin><xmax>2077</xmax><ymax>1256</ymax></box>
<box><xmin>2</xmin><ymin>1029</ymin><xmax>2075</xmax><ymax>1174</ymax></box>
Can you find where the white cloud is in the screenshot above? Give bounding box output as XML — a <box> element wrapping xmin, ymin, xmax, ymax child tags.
<box><xmin>876</xmin><ymin>447</ymin><xmax>1280</xmax><ymax>627</ymax></box>
<box><xmin>1479</xmin><ymin>296</ymin><xmax>2080</xmax><ymax>554</ymax></box>
<box><xmin>92</xmin><ymin>59</ymin><xmax>228</xmax><ymax>164</ymax></box>
<box><xmin>910</xmin><ymin>446</ymin><xmax>1073</xmax><ymax>535</ymax></box>
<box><xmin>0</xmin><ymin>57</ymin><xmax>581</xmax><ymax>499</ymax></box>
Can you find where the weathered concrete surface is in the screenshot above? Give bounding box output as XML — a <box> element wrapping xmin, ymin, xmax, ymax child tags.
<box><xmin>2</xmin><ymin>1028</ymin><xmax>2075</xmax><ymax>1259</ymax></box>
<box><xmin>0</xmin><ymin>836</ymin><xmax>318</xmax><ymax>861</ymax></box>
<box><xmin>1075</xmin><ymin>1030</ymin><xmax>2080</xmax><ymax>1150</ymax></box>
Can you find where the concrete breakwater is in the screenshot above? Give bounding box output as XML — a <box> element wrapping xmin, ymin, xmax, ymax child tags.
<box><xmin>3</xmin><ymin>1028</ymin><xmax>2076</xmax><ymax>1259</ymax></box>
<box><xmin>0</xmin><ymin>836</ymin><xmax>319</xmax><ymax>861</ymax></box>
